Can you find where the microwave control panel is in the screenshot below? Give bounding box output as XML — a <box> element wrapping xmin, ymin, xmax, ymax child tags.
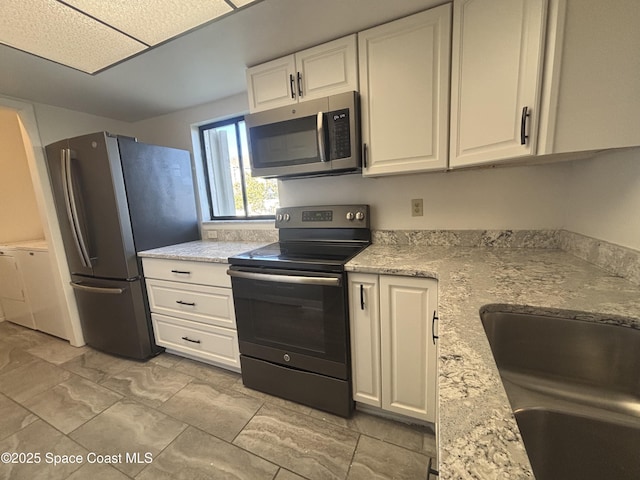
<box><xmin>328</xmin><ymin>109</ymin><xmax>351</xmax><ymax>160</ymax></box>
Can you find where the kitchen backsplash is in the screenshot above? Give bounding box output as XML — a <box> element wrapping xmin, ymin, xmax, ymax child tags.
<box><xmin>372</xmin><ymin>229</ymin><xmax>559</xmax><ymax>249</ymax></box>
<box><xmin>372</xmin><ymin>229</ymin><xmax>640</xmax><ymax>286</ymax></box>
<box><xmin>558</xmin><ymin>230</ymin><xmax>640</xmax><ymax>286</ymax></box>
<box><xmin>206</xmin><ymin>228</ymin><xmax>278</xmax><ymax>243</ymax></box>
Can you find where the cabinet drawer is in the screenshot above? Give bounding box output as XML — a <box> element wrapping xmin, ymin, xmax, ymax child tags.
<box><xmin>146</xmin><ymin>279</ymin><xmax>235</xmax><ymax>329</ymax></box>
<box><xmin>152</xmin><ymin>313</ymin><xmax>240</xmax><ymax>370</ymax></box>
<box><xmin>142</xmin><ymin>258</ymin><xmax>230</xmax><ymax>287</ymax></box>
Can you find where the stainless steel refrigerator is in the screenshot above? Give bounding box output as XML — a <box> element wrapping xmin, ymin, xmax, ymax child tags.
<box><xmin>45</xmin><ymin>132</ymin><xmax>200</xmax><ymax>360</ymax></box>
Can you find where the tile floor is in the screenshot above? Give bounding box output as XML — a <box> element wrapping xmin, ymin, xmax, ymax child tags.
<box><xmin>0</xmin><ymin>321</ymin><xmax>436</xmax><ymax>479</ymax></box>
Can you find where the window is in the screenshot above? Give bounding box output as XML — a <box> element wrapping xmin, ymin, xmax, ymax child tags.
<box><xmin>199</xmin><ymin>116</ymin><xmax>278</xmax><ymax>219</ymax></box>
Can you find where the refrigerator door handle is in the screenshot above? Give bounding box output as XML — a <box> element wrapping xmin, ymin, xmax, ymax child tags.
<box><xmin>61</xmin><ymin>148</ymin><xmax>92</xmax><ymax>268</ymax></box>
<box><xmin>70</xmin><ymin>282</ymin><xmax>125</xmax><ymax>295</ymax></box>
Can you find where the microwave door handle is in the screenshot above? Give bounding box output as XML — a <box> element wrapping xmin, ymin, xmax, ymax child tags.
<box><xmin>317</xmin><ymin>112</ymin><xmax>327</xmax><ymax>162</ymax></box>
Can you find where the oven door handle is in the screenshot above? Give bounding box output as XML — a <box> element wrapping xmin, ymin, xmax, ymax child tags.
<box><xmin>227</xmin><ymin>269</ymin><xmax>341</xmax><ymax>287</ymax></box>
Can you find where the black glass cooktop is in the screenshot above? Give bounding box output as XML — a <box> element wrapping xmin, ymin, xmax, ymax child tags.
<box><xmin>228</xmin><ymin>241</ymin><xmax>369</xmax><ymax>272</ymax></box>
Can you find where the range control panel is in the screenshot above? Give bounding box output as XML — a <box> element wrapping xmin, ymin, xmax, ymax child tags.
<box><xmin>275</xmin><ymin>205</ymin><xmax>369</xmax><ymax>229</ymax></box>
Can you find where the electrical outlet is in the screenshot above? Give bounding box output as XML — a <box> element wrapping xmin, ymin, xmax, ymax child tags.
<box><xmin>206</xmin><ymin>230</ymin><xmax>218</xmax><ymax>240</ymax></box>
<box><xmin>411</xmin><ymin>198</ymin><xmax>424</xmax><ymax>217</ymax></box>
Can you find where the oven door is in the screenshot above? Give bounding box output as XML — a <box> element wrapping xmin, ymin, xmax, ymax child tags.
<box><xmin>227</xmin><ymin>266</ymin><xmax>349</xmax><ymax>379</ymax></box>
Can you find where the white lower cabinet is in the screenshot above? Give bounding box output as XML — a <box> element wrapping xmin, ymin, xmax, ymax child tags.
<box><xmin>16</xmin><ymin>250</ymin><xmax>66</xmax><ymax>338</ymax></box>
<box><xmin>142</xmin><ymin>258</ymin><xmax>240</xmax><ymax>371</ymax></box>
<box><xmin>349</xmin><ymin>273</ymin><xmax>438</xmax><ymax>422</ymax></box>
<box><xmin>0</xmin><ymin>246</ymin><xmax>66</xmax><ymax>337</ymax></box>
<box><xmin>0</xmin><ymin>250</ymin><xmax>35</xmax><ymax>329</ymax></box>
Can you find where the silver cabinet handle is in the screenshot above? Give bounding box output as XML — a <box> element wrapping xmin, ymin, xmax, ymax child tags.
<box><xmin>70</xmin><ymin>282</ymin><xmax>125</xmax><ymax>295</ymax></box>
<box><xmin>317</xmin><ymin>112</ymin><xmax>327</xmax><ymax>162</ymax></box>
<box><xmin>227</xmin><ymin>269</ymin><xmax>340</xmax><ymax>287</ymax></box>
<box><xmin>61</xmin><ymin>149</ymin><xmax>91</xmax><ymax>268</ymax></box>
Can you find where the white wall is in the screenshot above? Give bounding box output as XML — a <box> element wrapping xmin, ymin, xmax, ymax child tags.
<box><xmin>33</xmin><ymin>102</ymin><xmax>135</xmax><ymax>146</ymax></box>
<box><xmin>279</xmin><ymin>162</ymin><xmax>570</xmax><ymax>231</ymax></box>
<box><xmin>564</xmin><ymin>147</ymin><xmax>640</xmax><ymax>251</ymax></box>
<box><xmin>0</xmin><ymin>108</ymin><xmax>43</xmax><ymax>243</ymax></box>
<box><xmin>131</xmin><ymin>93</ymin><xmax>248</xmax><ymax>150</ymax></box>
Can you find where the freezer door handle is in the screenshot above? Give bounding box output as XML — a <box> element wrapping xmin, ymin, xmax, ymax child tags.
<box><xmin>61</xmin><ymin>148</ymin><xmax>92</xmax><ymax>268</ymax></box>
<box><xmin>70</xmin><ymin>281</ymin><xmax>126</xmax><ymax>295</ymax></box>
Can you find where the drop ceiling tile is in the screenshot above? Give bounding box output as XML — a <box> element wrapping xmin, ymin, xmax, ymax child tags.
<box><xmin>0</xmin><ymin>0</ymin><xmax>146</xmax><ymax>74</ymax></box>
<box><xmin>63</xmin><ymin>0</ymin><xmax>234</xmax><ymax>46</ymax></box>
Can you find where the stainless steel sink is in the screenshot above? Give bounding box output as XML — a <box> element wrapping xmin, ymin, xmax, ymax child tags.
<box><xmin>481</xmin><ymin>310</ymin><xmax>640</xmax><ymax>480</ymax></box>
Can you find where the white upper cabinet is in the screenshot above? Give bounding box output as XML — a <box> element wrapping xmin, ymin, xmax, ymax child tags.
<box><xmin>246</xmin><ymin>35</ymin><xmax>358</xmax><ymax>113</ymax></box>
<box><xmin>449</xmin><ymin>0</ymin><xmax>547</xmax><ymax>168</ymax></box>
<box><xmin>246</xmin><ymin>55</ymin><xmax>297</xmax><ymax>113</ymax></box>
<box><xmin>537</xmin><ymin>0</ymin><xmax>640</xmax><ymax>155</ymax></box>
<box><xmin>359</xmin><ymin>5</ymin><xmax>452</xmax><ymax>176</ymax></box>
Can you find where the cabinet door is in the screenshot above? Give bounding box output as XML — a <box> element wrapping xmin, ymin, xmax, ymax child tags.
<box><xmin>246</xmin><ymin>55</ymin><xmax>296</xmax><ymax>113</ymax></box>
<box><xmin>538</xmin><ymin>0</ymin><xmax>640</xmax><ymax>154</ymax></box>
<box><xmin>449</xmin><ymin>0</ymin><xmax>547</xmax><ymax>168</ymax></box>
<box><xmin>0</xmin><ymin>253</ymin><xmax>24</xmax><ymax>301</ymax></box>
<box><xmin>0</xmin><ymin>253</ymin><xmax>35</xmax><ymax>329</ymax></box>
<box><xmin>296</xmin><ymin>35</ymin><xmax>358</xmax><ymax>101</ymax></box>
<box><xmin>348</xmin><ymin>273</ymin><xmax>381</xmax><ymax>407</ymax></box>
<box><xmin>17</xmin><ymin>250</ymin><xmax>66</xmax><ymax>338</ymax></box>
<box><xmin>359</xmin><ymin>5</ymin><xmax>451</xmax><ymax>176</ymax></box>
<box><xmin>380</xmin><ymin>276</ymin><xmax>437</xmax><ymax>422</ymax></box>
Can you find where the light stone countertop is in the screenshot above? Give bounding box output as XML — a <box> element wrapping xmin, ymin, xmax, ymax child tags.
<box><xmin>345</xmin><ymin>244</ymin><xmax>640</xmax><ymax>479</ymax></box>
<box><xmin>137</xmin><ymin>240</ymin><xmax>270</xmax><ymax>263</ymax></box>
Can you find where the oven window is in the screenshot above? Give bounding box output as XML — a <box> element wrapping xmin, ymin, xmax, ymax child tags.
<box><xmin>250</xmin><ymin>116</ymin><xmax>320</xmax><ymax>168</ymax></box>
<box><xmin>232</xmin><ymin>275</ymin><xmax>347</xmax><ymax>363</ymax></box>
<box><xmin>253</xmin><ymin>295</ymin><xmax>326</xmax><ymax>353</ymax></box>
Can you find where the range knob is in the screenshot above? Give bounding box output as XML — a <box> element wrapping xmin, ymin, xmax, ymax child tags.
<box><xmin>346</xmin><ymin>211</ymin><xmax>355</xmax><ymax>221</ymax></box>
<box><xmin>355</xmin><ymin>211</ymin><xmax>365</xmax><ymax>221</ymax></box>
<box><xmin>283</xmin><ymin>213</ymin><xmax>291</xmax><ymax>222</ymax></box>
<box><xmin>276</xmin><ymin>213</ymin><xmax>283</xmax><ymax>222</ymax></box>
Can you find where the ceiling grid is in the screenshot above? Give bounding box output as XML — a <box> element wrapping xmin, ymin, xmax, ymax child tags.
<box><xmin>0</xmin><ymin>0</ymin><xmax>254</xmax><ymax>74</ymax></box>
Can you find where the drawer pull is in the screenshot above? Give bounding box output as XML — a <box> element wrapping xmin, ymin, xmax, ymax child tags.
<box><xmin>170</xmin><ymin>269</ymin><xmax>191</xmax><ymax>274</ymax></box>
<box><xmin>181</xmin><ymin>336</ymin><xmax>201</xmax><ymax>344</ymax></box>
<box><xmin>176</xmin><ymin>300</ymin><xmax>196</xmax><ymax>306</ymax></box>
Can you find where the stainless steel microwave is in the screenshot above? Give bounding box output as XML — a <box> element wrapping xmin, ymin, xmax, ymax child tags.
<box><xmin>245</xmin><ymin>91</ymin><xmax>360</xmax><ymax>179</ymax></box>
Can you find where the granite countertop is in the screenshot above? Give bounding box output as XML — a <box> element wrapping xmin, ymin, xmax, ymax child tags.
<box><xmin>137</xmin><ymin>240</ymin><xmax>270</xmax><ymax>263</ymax></box>
<box><xmin>345</xmin><ymin>244</ymin><xmax>640</xmax><ymax>479</ymax></box>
